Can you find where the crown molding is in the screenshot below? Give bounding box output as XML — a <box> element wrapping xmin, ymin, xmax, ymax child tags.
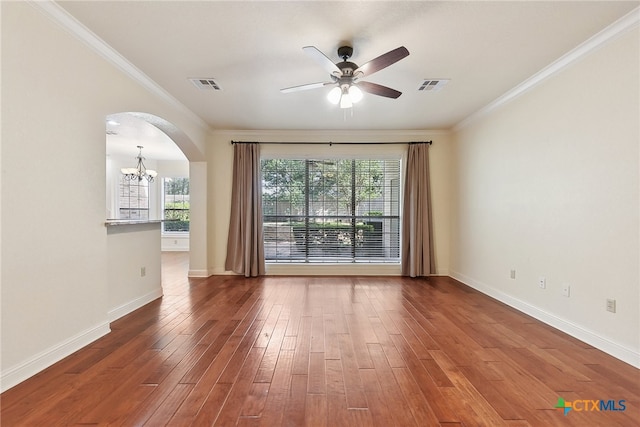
<box><xmin>29</xmin><ymin>1</ymin><xmax>209</xmax><ymax>132</ymax></box>
<box><xmin>211</xmin><ymin>128</ymin><xmax>451</xmax><ymax>141</ymax></box>
<box><xmin>454</xmin><ymin>6</ymin><xmax>640</xmax><ymax>132</ymax></box>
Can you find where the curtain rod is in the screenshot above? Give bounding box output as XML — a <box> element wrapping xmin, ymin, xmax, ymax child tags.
<box><xmin>231</xmin><ymin>140</ymin><xmax>432</xmax><ymax>146</ymax></box>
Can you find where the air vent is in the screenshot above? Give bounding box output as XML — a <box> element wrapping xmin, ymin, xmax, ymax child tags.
<box><xmin>418</xmin><ymin>79</ymin><xmax>450</xmax><ymax>92</ymax></box>
<box><xmin>189</xmin><ymin>78</ymin><xmax>222</xmax><ymax>91</ymax></box>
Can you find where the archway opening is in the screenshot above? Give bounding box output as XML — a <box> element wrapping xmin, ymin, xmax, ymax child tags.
<box><xmin>105</xmin><ymin>112</ymin><xmax>200</xmax><ymax>280</ymax></box>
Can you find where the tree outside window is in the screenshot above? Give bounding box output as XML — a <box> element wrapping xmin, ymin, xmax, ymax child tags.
<box><xmin>163</xmin><ymin>177</ymin><xmax>189</xmax><ymax>232</ymax></box>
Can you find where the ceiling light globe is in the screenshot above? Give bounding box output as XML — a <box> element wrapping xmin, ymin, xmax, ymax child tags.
<box><xmin>340</xmin><ymin>93</ymin><xmax>353</xmax><ymax>109</ymax></box>
<box><xmin>349</xmin><ymin>86</ymin><xmax>363</xmax><ymax>103</ymax></box>
<box><xmin>327</xmin><ymin>87</ymin><xmax>341</xmax><ymax>105</ymax></box>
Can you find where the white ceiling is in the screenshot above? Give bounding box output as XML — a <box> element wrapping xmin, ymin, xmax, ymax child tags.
<box><xmin>106</xmin><ymin>113</ymin><xmax>187</xmax><ymax>160</ymax></box>
<box><xmin>57</xmin><ymin>1</ymin><xmax>637</xmax><ymax>157</ymax></box>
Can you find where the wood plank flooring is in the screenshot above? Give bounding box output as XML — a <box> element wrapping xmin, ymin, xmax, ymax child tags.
<box><xmin>1</xmin><ymin>252</ymin><xmax>638</xmax><ymax>426</ymax></box>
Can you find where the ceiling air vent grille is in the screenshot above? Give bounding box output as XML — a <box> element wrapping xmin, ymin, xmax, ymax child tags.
<box><xmin>418</xmin><ymin>79</ymin><xmax>450</xmax><ymax>92</ymax></box>
<box><xmin>189</xmin><ymin>78</ymin><xmax>222</xmax><ymax>91</ymax></box>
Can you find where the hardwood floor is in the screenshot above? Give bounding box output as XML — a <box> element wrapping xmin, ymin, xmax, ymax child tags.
<box><xmin>1</xmin><ymin>252</ymin><xmax>638</xmax><ymax>426</ymax></box>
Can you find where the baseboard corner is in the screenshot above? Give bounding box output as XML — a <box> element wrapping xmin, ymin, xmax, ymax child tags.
<box><xmin>0</xmin><ymin>322</ymin><xmax>111</xmax><ymax>393</ymax></box>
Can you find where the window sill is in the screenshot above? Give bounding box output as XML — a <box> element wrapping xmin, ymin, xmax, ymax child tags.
<box><xmin>162</xmin><ymin>231</ymin><xmax>189</xmax><ymax>236</ymax></box>
<box><xmin>105</xmin><ymin>219</ymin><xmax>164</xmax><ymax>227</ymax></box>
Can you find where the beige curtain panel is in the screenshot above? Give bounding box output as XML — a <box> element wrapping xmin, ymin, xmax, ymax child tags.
<box><xmin>401</xmin><ymin>143</ymin><xmax>435</xmax><ymax>277</ymax></box>
<box><xmin>225</xmin><ymin>143</ymin><xmax>266</xmax><ymax>277</ymax></box>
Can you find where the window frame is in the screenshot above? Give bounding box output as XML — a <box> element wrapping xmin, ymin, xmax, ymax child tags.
<box><xmin>161</xmin><ymin>176</ymin><xmax>190</xmax><ymax>234</ymax></box>
<box><xmin>118</xmin><ymin>175</ymin><xmax>150</xmax><ymax>220</ymax></box>
<box><xmin>261</xmin><ymin>155</ymin><xmax>402</xmax><ymax>264</ymax></box>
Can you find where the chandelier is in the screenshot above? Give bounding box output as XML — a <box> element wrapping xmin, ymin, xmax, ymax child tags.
<box><xmin>121</xmin><ymin>145</ymin><xmax>157</xmax><ymax>182</ymax></box>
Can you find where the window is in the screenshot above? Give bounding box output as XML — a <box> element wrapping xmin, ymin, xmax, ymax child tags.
<box><xmin>163</xmin><ymin>177</ymin><xmax>190</xmax><ymax>232</ymax></box>
<box><xmin>262</xmin><ymin>158</ymin><xmax>401</xmax><ymax>263</ymax></box>
<box><xmin>119</xmin><ymin>176</ymin><xmax>149</xmax><ymax>220</ymax></box>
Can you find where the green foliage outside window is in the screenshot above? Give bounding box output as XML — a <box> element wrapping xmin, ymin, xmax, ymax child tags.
<box><xmin>164</xmin><ymin>177</ymin><xmax>190</xmax><ymax>232</ymax></box>
<box><xmin>262</xmin><ymin>159</ymin><xmax>384</xmax><ymax>216</ymax></box>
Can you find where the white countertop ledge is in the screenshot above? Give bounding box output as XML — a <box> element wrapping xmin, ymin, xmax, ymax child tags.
<box><xmin>105</xmin><ymin>219</ymin><xmax>166</xmax><ymax>227</ymax></box>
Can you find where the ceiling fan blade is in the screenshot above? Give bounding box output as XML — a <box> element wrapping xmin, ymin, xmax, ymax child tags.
<box><xmin>303</xmin><ymin>46</ymin><xmax>341</xmax><ymax>76</ymax></box>
<box><xmin>357</xmin><ymin>81</ymin><xmax>402</xmax><ymax>99</ymax></box>
<box><xmin>354</xmin><ymin>46</ymin><xmax>409</xmax><ymax>77</ymax></box>
<box><xmin>280</xmin><ymin>81</ymin><xmax>334</xmax><ymax>93</ymax></box>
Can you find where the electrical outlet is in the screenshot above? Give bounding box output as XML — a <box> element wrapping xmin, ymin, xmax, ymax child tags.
<box><xmin>538</xmin><ymin>277</ymin><xmax>546</xmax><ymax>289</ymax></box>
<box><xmin>140</xmin><ymin>267</ymin><xmax>146</xmax><ymax>277</ymax></box>
<box><xmin>606</xmin><ymin>298</ymin><xmax>616</xmax><ymax>313</ymax></box>
<box><xmin>562</xmin><ymin>284</ymin><xmax>570</xmax><ymax>297</ymax></box>
<box><xmin>510</xmin><ymin>269</ymin><xmax>516</xmax><ymax>279</ymax></box>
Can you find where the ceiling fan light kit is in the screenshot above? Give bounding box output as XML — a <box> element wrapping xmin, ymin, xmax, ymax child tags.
<box><xmin>327</xmin><ymin>85</ymin><xmax>364</xmax><ymax>108</ymax></box>
<box><xmin>281</xmin><ymin>44</ymin><xmax>409</xmax><ymax>109</ymax></box>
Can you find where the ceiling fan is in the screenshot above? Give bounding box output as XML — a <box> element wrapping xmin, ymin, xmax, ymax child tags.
<box><xmin>281</xmin><ymin>45</ymin><xmax>410</xmax><ymax>108</ymax></box>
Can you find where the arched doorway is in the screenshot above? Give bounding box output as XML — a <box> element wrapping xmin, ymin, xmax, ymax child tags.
<box><xmin>106</xmin><ymin>112</ymin><xmax>207</xmax><ymax>280</ymax></box>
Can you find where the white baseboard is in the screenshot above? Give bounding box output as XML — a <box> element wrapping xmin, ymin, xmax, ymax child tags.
<box><xmin>108</xmin><ymin>289</ymin><xmax>163</xmax><ymax>322</ymax></box>
<box><xmin>188</xmin><ymin>269</ymin><xmax>218</xmax><ymax>278</ymax></box>
<box><xmin>161</xmin><ymin>247</ymin><xmax>190</xmax><ymax>252</ymax></box>
<box><xmin>0</xmin><ymin>322</ymin><xmax>111</xmax><ymax>393</ymax></box>
<box><xmin>450</xmin><ymin>271</ymin><xmax>640</xmax><ymax>369</ymax></box>
<box><xmin>266</xmin><ymin>263</ymin><xmax>402</xmax><ymax>276</ymax></box>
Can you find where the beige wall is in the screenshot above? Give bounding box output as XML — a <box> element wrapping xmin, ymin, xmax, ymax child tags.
<box><xmin>1</xmin><ymin>2</ymin><xmax>207</xmax><ymax>390</ymax></box>
<box><xmin>107</xmin><ymin>224</ymin><xmax>162</xmax><ymax>320</ymax></box>
<box><xmin>450</xmin><ymin>29</ymin><xmax>639</xmax><ymax>366</ymax></box>
<box><xmin>207</xmin><ymin>130</ymin><xmax>452</xmax><ymax>276</ymax></box>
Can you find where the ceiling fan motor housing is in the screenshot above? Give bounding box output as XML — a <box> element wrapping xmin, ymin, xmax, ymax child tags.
<box><xmin>336</xmin><ymin>46</ymin><xmax>360</xmax><ymax>79</ymax></box>
<box><xmin>337</xmin><ymin>61</ymin><xmax>358</xmax><ymax>77</ymax></box>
